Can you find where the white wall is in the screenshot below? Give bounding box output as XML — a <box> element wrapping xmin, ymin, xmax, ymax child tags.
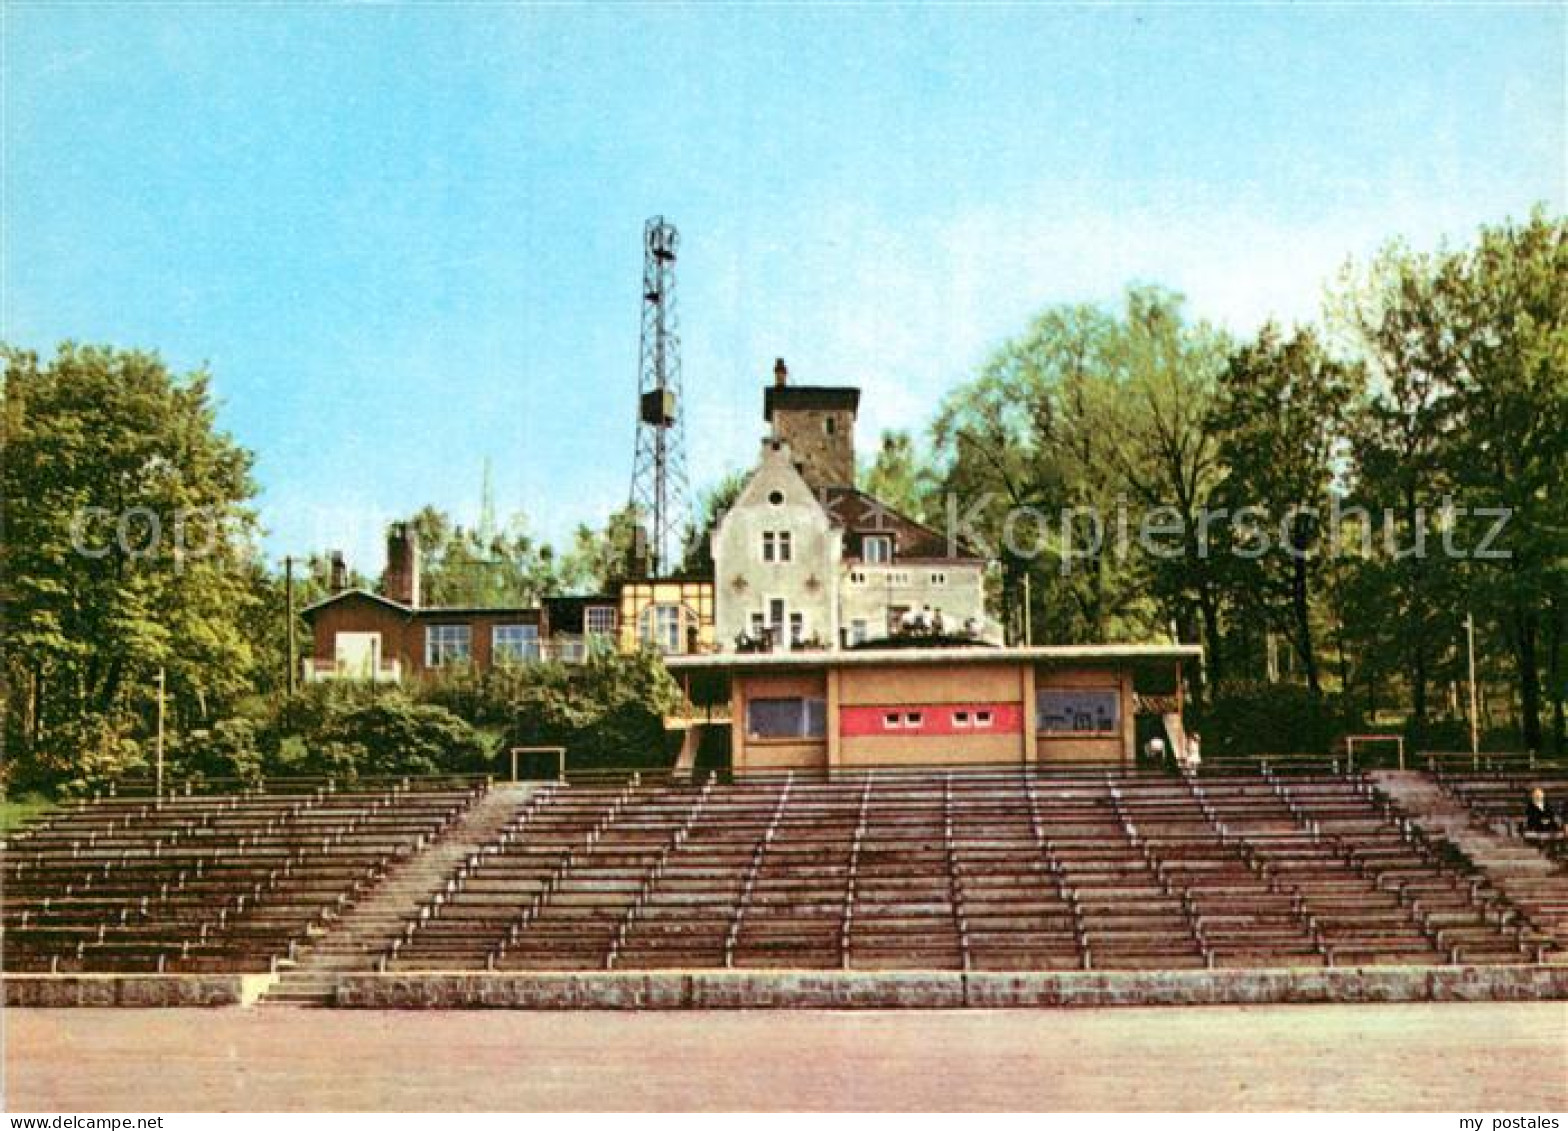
<box><xmin>838</xmin><ymin>561</ymin><xmax>990</xmax><ymax>644</ymax></box>
<box><xmin>712</xmin><ymin>441</ymin><xmax>841</xmax><ymax>650</ymax></box>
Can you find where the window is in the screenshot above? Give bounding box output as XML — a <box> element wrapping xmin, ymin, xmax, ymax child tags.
<box><xmin>585</xmin><ymin>606</ymin><xmax>618</xmax><ymax>639</ymax></box>
<box><xmin>863</xmin><ymin>535</ymin><xmax>892</xmax><ymax>563</ymax></box>
<box><xmin>929</xmin><ymin>571</ymin><xmax>947</xmax><ymax>586</ymax></box>
<box><xmin>883</xmin><ymin>712</ymin><xmax>903</xmax><ymax>730</ymax></box>
<box><xmin>748</xmin><ymin>697</ymin><xmax>827</xmax><ymax>740</ymax></box>
<box><xmin>639</xmin><ymin>603</ymin><xmax>683</xmax><ymax>654</ymax></box>
<box><xmin>1036</xmin><ymin>689</ymin><xmax>1120</xmax><ymax>734</ymax></box>
<box><xmin>953</xmin><ymin>710</ymin><xmax>971</xmax><ymax>727</ymax></box>
<box><xmin>425</xmin><ymin>624</ymin><xmax>471</xmax><ymax>668</ymax></box>
<box><xmin>849</xmin><ymin>570</ymin><xmax>866</xmax><ymax>585</ymax></box>
<box><xmin>904</xmin><ymin>712</ymin><xmax>924</xmax><ymax>727</ymax></box>
<box><xmin>767</xmin><ymin>489</ymin><xmax>785</xmax><ymax>506</ymax></box>
<box><xmin>849</xmin><ymin>619</ymin><xmax>868</xmax><ymax>646</ymax></box>
<box><xmin>749</xmin><ymin>611</ymin><xmax>766</xmax><ymax>636</ymax></box>
<box><xmin>789</xmin><ymin>612</ymin><xmax>804</xmax><ymax>646</ymax></box>
<box><xmin>768</xmin><ymin>598</ymin><xmax>786</xmax><ymax>635</ymax></box>
<box><xmin>974</xmin><ymin>710</ymin><xmax>994</xmax><ymax>728</ymax></box>
<box><xmin>761</xmin><ymin>531</ymin><xmax>792</xmax><ymax>563</ymax></box>
<box><xmin>492</xmin><ymin>624</ymin><xmax>539</xmax><ymax>663</ymax></box>
<box><xmin>824</xmin><ymin>416</ymin><xmax>836</xmax><ymax>435</ymax></box>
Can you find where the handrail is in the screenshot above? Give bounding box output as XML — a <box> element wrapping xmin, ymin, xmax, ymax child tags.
<box><xmin>98</xmin><ymin>772</ymin><xmax>492</xmax><ymax>800</ymax></box>
<box><xmin>722</xmin><ymin>774</ymin><xmax>793</xmax><ymax>968</ymax></box>
<box><xmin>838</xmin><ymin>777</ymin><xmax>873</xmax><ymax>969</ymax></box>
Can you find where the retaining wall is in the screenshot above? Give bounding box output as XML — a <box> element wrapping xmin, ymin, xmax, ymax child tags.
<box><xmin>3</xmin><ymin>974</ymin><xmax>268</xmax><ymax>1007</ymax></box>
<box><xmin>335</xmin><ymin>965</ymin><xmax>1568</xmax><ymax>1010</ymax></box>
<box><xmin>10</xmin><ymin>966</ymin><xmax>1565</xmax><ymax>1009</ymax></box>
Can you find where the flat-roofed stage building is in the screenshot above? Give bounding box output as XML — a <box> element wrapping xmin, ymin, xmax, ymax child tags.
<box><xmin>666</xmin><ymin>643</ymin><xmax>1199</xmax><ymax>772</ymax></box>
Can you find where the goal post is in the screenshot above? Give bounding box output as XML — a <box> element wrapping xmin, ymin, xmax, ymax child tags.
<box><xmin>1344</xmin><ymin>734</ymin><xmax>1405</xmax><ymax>772</ymax></box>
<box><xmin>508</xmin><ymin>745</ymin><xmax>567</xmax><ymax>783</ymax></box>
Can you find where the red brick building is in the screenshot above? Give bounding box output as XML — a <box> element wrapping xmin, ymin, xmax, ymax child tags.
<box><xmin>301</xmin><ymin>524</ymin><xmax>620</xmax><ymax>681</ymax></box>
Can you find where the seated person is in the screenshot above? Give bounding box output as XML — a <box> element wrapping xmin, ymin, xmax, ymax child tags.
<box><xmin>1523</xmin><ymin>788</ymin><xmax>1562</xmax><ymax>837</ymax></box>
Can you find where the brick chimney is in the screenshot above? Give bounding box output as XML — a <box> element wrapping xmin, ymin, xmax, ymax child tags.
<box><xmin>383</xmin><ymin>522</ymin><xmax>421</xmax><ymax>608</ymax></box>
<box><xmin>328</xmin><ymin>551</ymin><xmax>347</xmax><ymax>593</ymax></box>
<box><xmin>774</xmin><ymin>357</ymin><xmax>788</xmax><ymax>387</ymax></box>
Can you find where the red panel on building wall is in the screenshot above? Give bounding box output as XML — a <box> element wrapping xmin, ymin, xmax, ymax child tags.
<box><xmin>839</xmin><ymin>703</ymin><xmax>1023</xmax><ymax>737</ymax></box>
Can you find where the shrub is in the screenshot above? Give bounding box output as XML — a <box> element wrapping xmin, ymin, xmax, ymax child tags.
<box><xmin>304</xmin><ymin>696</ymin><xmax>490</xmax><ymax>779</ymax></box>
<box><xmin>503</xmin><ymin>650</ymin><xmax>682</xmax><ymax>771</ymax></box>
<box><xmin>1189</xmin><ymin>684</ymin><xmax>1363</xmax><ymax>757</ymax></box>
<box><xmin>26</xmin><ymin>716</ymin><xmax>146</xmax><ymax>796</ymax></box>
<box><xmin>170</xmin><ymin>716</ymin><xmax>266</xmax><ymax>786</ymax></box>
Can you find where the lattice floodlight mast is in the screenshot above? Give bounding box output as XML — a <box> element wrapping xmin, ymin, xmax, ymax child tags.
<box><xmin>629</xmin><ymin>216</ymin><xmax>690</xmax><ymax>576</ymax></box>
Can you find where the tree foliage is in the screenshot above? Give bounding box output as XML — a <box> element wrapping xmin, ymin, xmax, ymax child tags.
<box><xmin>918</xmin><ymin>213</ymin><xmax>1565</xmax><ymax>751</ymax></box>
<box><xmin>403</xmin><ymin>504</ymin><xmax>565</xmax><ymax>606</ymax></box>
<box><xmin>504</xmin><ymin>650</ymin><xmax>683</xmax><ymax>770</ymax></box>
<box><xmin>3</xmin><ymin>343</ymin><xmax>266</xmax><ymax>779</ymax></box>
<box><xmin>1208</xmin><ymin>323</ymin><xmax>1362</xmax><ymax>697</ymax></box>
<box><xmin>933</xmin><ymin>288</ymin><xmax>1226</xmax><ymax>650</ymax></box>
<box><xmin>860</xmin><ymin>430</ymin><xmax>941</xmax><ymax>525</ymax></box>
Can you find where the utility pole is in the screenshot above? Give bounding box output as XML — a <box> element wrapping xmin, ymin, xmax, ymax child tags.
<box><xmin>285</xmin><ymin>555</ymin><xmax>297</xmax><ymax>697</ymax></box>
<box><xmin>1022</xmin><ymin>572</ymin><xmax>1033</xmax><ymax>646</ymax></box>
<box><xmin>155</xmin><ymin>666</ymin><xmax>166</xmax><ymax>803</ymax></box>
<box><xmin>1465</xmin><ymin>612</ymin><xmax>1480</xmax><ymax>770</ymax></box>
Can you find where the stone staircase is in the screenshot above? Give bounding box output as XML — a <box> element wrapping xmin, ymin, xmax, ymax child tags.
<box><xmin>259</xmin><ymin>785</ymin><xmax>538</xmax><ymax>1006</ymax></box>
<box><xmin>1372</xmin><ymin>771</ymin><xmax>1568</xmax><ymax>959</ymax></box>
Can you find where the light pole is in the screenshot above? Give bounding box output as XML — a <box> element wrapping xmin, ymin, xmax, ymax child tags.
<box><xmin>155</xmin><ymin>666</ymin><xmax>166</xmax><ymax>803</ymax></box>
<box><xmin>285</xmin><ymin>555</ymin><xmax>298</xmax><ymax>697</ymax></box>
<box><xmin>1465</xmin><ymin>612</ymin><xmax>1480</xmax><ymax>770</ymax></box>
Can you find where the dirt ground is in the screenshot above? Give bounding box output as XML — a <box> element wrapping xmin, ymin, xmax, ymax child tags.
<box><xmin>4</xmin><ymin>1002</ymin><xmax>1566</xmax><ymax>1112</ymax></box>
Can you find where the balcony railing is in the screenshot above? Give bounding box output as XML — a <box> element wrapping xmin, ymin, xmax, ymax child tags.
<box><xmin>303</xmin><ymin>657</ymin><xmax>402</xmax><ymax>683</ymax></box>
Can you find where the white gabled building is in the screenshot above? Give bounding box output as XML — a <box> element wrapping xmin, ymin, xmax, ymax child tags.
<box><xmin>712</xmin><ymin>360</ymin><xmax>995</xmax><ymax>653</ymax></box>
<box><xmin>713</xmin><ymin>437</ymin><xmax>842</xmax><ymax>649</ymax></box>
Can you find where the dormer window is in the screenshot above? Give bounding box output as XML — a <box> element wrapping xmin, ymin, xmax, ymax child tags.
<box><xmin>863</xmin><ymin>535</ymin><xmax>892</xmax><ymax>563</ymax></box>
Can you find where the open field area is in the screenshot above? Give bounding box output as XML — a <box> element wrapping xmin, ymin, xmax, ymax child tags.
<box><xmin>5</xmin><ymin>1002</ymin><xmax>1566</xmax><ymax>1112</ymax></box>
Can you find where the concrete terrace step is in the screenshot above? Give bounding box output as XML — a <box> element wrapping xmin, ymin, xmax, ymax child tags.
<box><xmin>259</xmin><ymin>785</ymin><xmax>538</xmax><ymax>1006</ymax></box>
<box><xmin>1372</xmin><ymin>771</ymin><xmax>1568</xmax><ymax>956</ymax></box>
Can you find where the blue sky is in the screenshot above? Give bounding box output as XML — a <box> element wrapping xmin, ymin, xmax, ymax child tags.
<box><xmin>5</xmin><ymin>3</ymin><xmax>1563</xmax><ymax>574</ymax></box>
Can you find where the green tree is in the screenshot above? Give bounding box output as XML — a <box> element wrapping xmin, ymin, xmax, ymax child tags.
<box><xmin>1098</xmin><ymin>287</ymin><xmax>1233</xmax><ymax>698</ymax></box>
<box><xmin>504</xmin><ymin>650</ymin><xmax>682</xmax><ymax>770</ymax></box>
<box><xmin>933</xmin><ymin>294</ymin><xmax>1173</xmax><ymax>645</ymax></box>
<box><xmin>560</xmin><ymin>504</ymin><xmax>646</xmax><ymax>592</ymax></box>
<box><xmin>1445</xmin><ymin>211</ymin><xmax>1568</xmax><ymax>753</ymax></box>
<box><xmin>2</xmin><ymin>343</ymin><xmax>263</xmax><ymax>781</ymax></box>
<box><xmin>1209</xmin><ymin>325</ymin><xmax>1362</xmax><ymax>698</ymax></box>
<box><xmin>1336</xmin><ymin>241</ymin><xmax>1469</xmax><ymax>739</ymax></box>
<box><xmin>402</xmin><ymin>505</ymin><xmax>564</xmax><ymax>606</ymax></box>
<box><xmin>1336</xmin><ymin>210</ymin><xmax>1567</xmax><ymax>752</ymax></box>
<box><xmin>678</xmin><ymin>471</ymin><xmax>747</xmax><ymax>576</ymax></box>
<box><xmin>860</xmin><ymin>430</ymin><xmax>940</xmax><ymax>525</ymax></box>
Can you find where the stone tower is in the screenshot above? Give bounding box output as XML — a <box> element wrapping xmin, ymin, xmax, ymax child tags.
<box><xmin>762</xmin><ymin>358</ymin><xmax>861</xmax><ymax>491</ymax></box>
